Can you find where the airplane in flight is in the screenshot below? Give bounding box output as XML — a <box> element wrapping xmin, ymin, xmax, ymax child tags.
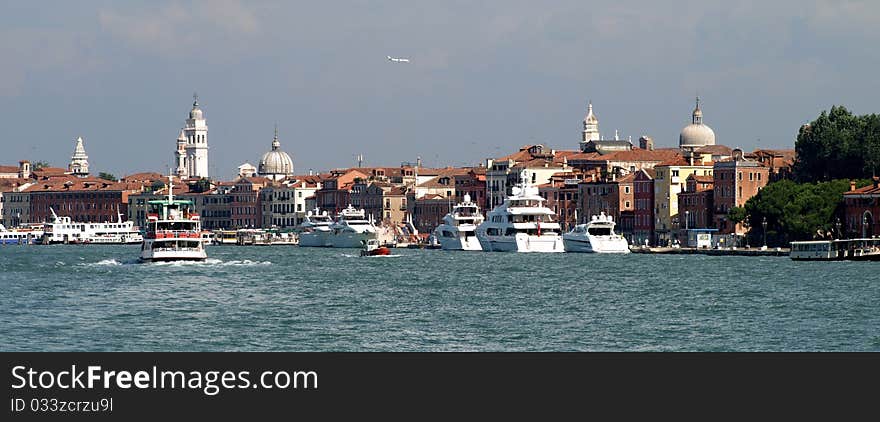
<box><xmin>387</xmin><ymin>56</ymin><xmax>410</xmax><ymax>63</ymax></box>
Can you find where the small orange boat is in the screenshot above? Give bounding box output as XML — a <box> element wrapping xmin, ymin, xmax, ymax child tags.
<box><xmin>361</xmin><ymin>239</ymin><xmax>391</xmax><ymax>256</ymax></box>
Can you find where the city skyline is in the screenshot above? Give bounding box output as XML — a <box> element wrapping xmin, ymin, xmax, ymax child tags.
<box><xmin>3</xmin><ymin>1</ymin><xmax>879</xmax><ymax>177</ymax></box>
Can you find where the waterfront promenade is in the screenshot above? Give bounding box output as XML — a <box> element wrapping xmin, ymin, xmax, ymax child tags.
<box><xmin>630</xmin><ymin>246</ymin><xmax>790</xmax><ymax>257</ymax></box>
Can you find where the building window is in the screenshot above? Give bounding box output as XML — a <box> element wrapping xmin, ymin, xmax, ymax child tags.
<box><xmin>672</xmin><ymin>170</ymin><xmax>679</xmax><ymax>177</ymax></box>
<box><xmin>624</xmin><ymin>186</ymin><xmax>630</xmax><ymax>194</ymax></box>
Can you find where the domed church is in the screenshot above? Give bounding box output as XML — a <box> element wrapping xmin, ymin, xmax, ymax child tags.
<box><xmin>258</xmin><ymin>126</ymin><xmax>294</xmax><ymax>181</ymax></box>
<box><xmin>679</xmin><ymin>97</ymin><xmax>716</xmax><ymax>149</ymax></box>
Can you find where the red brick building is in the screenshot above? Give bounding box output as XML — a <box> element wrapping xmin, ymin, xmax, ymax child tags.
<box><xmin>231</xmin><ymin>177</ymin><xmax>269</xmax><ymax>228</ymax></box>
<box><xmin>632</xmin><ymin>169</ymin><xmax>655</xmax><ymax>245</ymax></box>
<box><xmin>712</xmin><ymin>149</ymin><xmax>769</xmax><ymax>234</ymax></box>
<box><xmin>678</xmin><ymin>174</ymin><xmax>714</xmax><ymax>230</ymax></box>
<box><xmin>25</xmin><ymin>177</ymin><xmax>137</xmax><ymax>223</ymax></box>
<box><xmin>843</xmin><ymin>178</ymin><xmax>880</xmax><ymax>238</ymax></box>
<box><xmin>315</xmin><ymin>169</ymin><xmax>368</xmax><ymax>216</ymax></box>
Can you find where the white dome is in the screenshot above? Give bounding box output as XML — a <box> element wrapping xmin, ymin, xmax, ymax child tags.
<box><xmin>258</xmin><ymin>131</ymin><xmax>293</xmax><ymax>179</ymax></box>
<box><xmin>680</xmin><ymin>123</ymin><xmax>716</xmax><ymax>147</ymax></box>
<box><xmin>679</xmin><ymin>98</ymin><xmax>715</xmax><ymax>148</ymax></box>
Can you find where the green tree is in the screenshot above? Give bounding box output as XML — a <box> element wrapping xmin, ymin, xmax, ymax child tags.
<box><xmin>743</xmin><ymin>179</ymin><xmax>871</xmax><ymax>246</ymax></box>
<box><xmin>794</xmin><ymin>106</ymin><xmax>880</xmax><ymax>182</ymax></box>
<box><xmin>189</xmin><ymin>177</ymin><xmax>212</xmax><ymax>193</ymax></box>
<box><xmin>98</xmin><ymin>172</ymin><xmax>117</xmax><ymax>182</ymax></box>
<box><xmin>32</xmin><ymin>161</ymin><xmax>50</xmax><ymax>170</ymax></box>
<box><xmin>727</xmin><ymin>206</ymin><xmax>748</xmax><ymax>227</ymax></box>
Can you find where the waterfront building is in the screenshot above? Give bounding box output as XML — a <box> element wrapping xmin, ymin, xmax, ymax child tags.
<box><xmin>677</xmin><ymin>174</ymin><xmax>715</xmax><ymax>234</ymax></box>
<box><xmin>577</xmin><ymin>172</ymin><xmax>635</xmax><ymax>241</ymax></box>
<box><xmin>68</xmin><ymin>137</ymin><xmax>90</xmax><ymax>178</ymax></box>
<box><xmin>260</xmin><ymin>175</ymin><xmax>323</xmax><ymax>229</ymax></box>
<box><xmin>314</xmin><ymin>169</ymin><xmax>369</xmax><ymax>216</ymax></box>
<box><xmin>632</xmin><ymin>168</ymin><xmax>656</xmax><ymax>246</ymax></box>
<box><xmin>411</xmin><ymin>194</ymin><xmax>451</xmax><ymax>234</ymax></box>
<box><xmin>231</xmin><ymin>176</ymin><xmax>269</xmax><ymax>228</ymax></box>
<box><xmin>712</xmin><ymin>149</ymin><xmax>769</xmax><ymax>234</ymax></box>
<box><xmin>843</xmin><ymin>178</ymin><xmax>880</xmax><ymax>238</ymax></box>
<box><xmin>258</xmin><ymin>127</ymin><xmax>294</xmax><ymax>181</ymax></box>
<box><xmin>653</xmin><ymin>157</ymin><xmax>715</xmax><ymax>245</ymax></box>
<box><xmin>175</xmin><ymin>95</ymin><xmax>209</xmax><ymax>179</ymax></box>
<box><xmin>24</xmin><ymin>177</ymin><xmax>138</xmax><ymax>224</ymax></box>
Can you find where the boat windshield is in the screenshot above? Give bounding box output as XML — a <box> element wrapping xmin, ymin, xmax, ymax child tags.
<box><xmin>588</xmin><ymin>226</ymin><xmax>613</xmax><ymax>236</ymax></box>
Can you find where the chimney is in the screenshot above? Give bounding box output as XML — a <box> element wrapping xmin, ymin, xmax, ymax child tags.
<box><xmin>850</xmin><ymin>180</ymin><xmax>856</xmax><ymax>192</ymax></box>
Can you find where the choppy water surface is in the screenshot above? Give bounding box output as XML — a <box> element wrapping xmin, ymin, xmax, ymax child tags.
<box><xmin>0</xmin><ymin>245</ymin><xmax>877</xmax><ymax>351</ymax></box>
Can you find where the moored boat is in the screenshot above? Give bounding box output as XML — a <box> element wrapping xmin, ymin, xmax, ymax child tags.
<box><xmin>327</xmin><ymin>205</ymin><xmax>378</xmax><ymax>248</ymax></box>
<box><xmin>298</xmin><ymin>208</ymin><xmax>333</xmax><ymax>247</ymax></box>
<box><xmin>563</xmin><ymin>212</ymin><xmax>630</xmax><ymax>253</ymax></box>
<box><xmin>433</xmin><ymin>194</ymin><xmax>484</xmax><ymax>251</ymax></box>
<box><xmin>790</xmin><ymin>238</ymin><xmax>880</xmax><ymax>261</ymax></box>
<box><xmin>475</xmin><ymin>170</ymin><xmax>564</xmax><ymax>253</ymax></box>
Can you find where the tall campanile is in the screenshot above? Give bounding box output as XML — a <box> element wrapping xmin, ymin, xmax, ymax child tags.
<box><xmin>179</xmin><ymin>93</ymin><xmax>209</xmax><ymax>179</ymax></box>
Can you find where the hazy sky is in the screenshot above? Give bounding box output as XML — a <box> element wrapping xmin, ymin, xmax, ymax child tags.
<box><xmin>2</xmin><ymin>1</ymin><xmax>879</xmax><ymax>179</ymax></box>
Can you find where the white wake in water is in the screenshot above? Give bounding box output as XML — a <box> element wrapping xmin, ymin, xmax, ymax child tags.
<box><xmin>149</xmin><ymin>258</ymin><xmax>271</xmax><ymax>267</ymax></box>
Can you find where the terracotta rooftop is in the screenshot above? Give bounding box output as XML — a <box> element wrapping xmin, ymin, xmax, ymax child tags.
<box><xmin>844</xmin><ymin>179</ymin><xmax>880</xmax><ymax>196</ymax></box>
<box><xmin>0</xmin><ymin>165</ymin><xmax>20</xmax><ymax>173</ymax></box>
<box><xmin>24</xmin><ymin>177</ymin><xmax>133</xmax><ymax>193</ymax></box>
<box><xmin>694</xmin><ymin>145</ymin><xmax>733</xmax><ymax>155</ymax></box>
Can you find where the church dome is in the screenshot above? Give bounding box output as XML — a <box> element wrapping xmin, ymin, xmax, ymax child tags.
<box><xmin>258</xmin><ymin>129</ymin><xmax>294</xmax><ymax>180</ymax></box>
<box><xmin>679</xmin><ymin>98</ymin><xmax>715</xmax><ymax>148</ymax></box>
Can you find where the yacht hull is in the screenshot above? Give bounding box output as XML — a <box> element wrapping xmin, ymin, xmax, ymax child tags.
<box><xmin>562</xmin><ymin>235</ymin><xmax>630</xmax><ymax>253</ymax></box>
<box><xmin>299</xmin><ymin>231</ymin><xmax>331</xmax><ymax>247</ymax></box>
<box><xmin>438</xmin><ymin>235</ymin><xmax>483</xmax><ymax>251</ymax></box>
<box><xmin>477</xmin><ymin>233</ymin><xmax>564</xmax><ymax>252</ymax></box>
<box><xmin>328</xmin><ymin>231</ymin><xmax>377</xmax><ymax>248</ymax></box>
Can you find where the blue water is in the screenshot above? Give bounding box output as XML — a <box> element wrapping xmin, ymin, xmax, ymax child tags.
<box><xmin>0</xmin><ymin>244</ymin><xmax>877</xmax><ymax>351</ymax></box>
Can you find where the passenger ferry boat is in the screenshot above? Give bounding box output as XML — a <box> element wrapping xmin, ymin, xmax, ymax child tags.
<box><xmin>563</xmin><ymin>212</ymin><xmax>630</xmax><ymax>253</ymax></box>
<box><xmin>214</xmin><ymin>230</ymin><xmax>237</xmax><ymax>245</ymax></box>
<box><xmin>789</xmin><ymin>238</ymin><xmax>880</xmax><ymax>261</ymax></box>
<box><xmin>139</xmin><ymin>177</ymin><xmax>207</xmax><ymax>262</ymax></box>
<box><xmin>475</xmin><ymin>170</ymin><xmax>564</xmax><ymax>253</ymax></box>
<box><xmin>433</xmin><ymin>194</ymin><xmax>484</xmax><ymax>251</ymax></box>
<box><xmin>327</xmin><ymin>205</ymin><xmax>379</xmax><ymax>248</ymax></box>
<box><xmin>0</xmin><ymin>224</ymin><xmax>44</xmax><ymax>245</ymax></box>
<box><xmin>41</xmin><ymin>208</ymin><xmax>143</xmax><ymax>244</ymax></box>
<box><xmin>298</xmin><ymin>209</ymin><xmax>334</xmax><ymax>247</ymax></box>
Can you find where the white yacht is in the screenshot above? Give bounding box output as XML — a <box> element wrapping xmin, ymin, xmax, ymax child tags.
<box><xmin>298</xmin><ymin>209</ymin><xmax>334</xmax><ymax>247</ymax></box>
<box><xmin>475</xmin><ymin>170</ymin><xmax>564</xmax><ymax>253</ymax></box>
<box><xmin>139</xmin><ymin>177</ymin><xmax>207</xmax><ymax>262</ymax></box>
<box><xmin>327</xmin><ymin>205</ymin><xmax>379</xmax><ymax>248</ymax></box>
<box><xmin>433</xmin><ymin>194</ymin><xmax>484</xmax><ymax>251</ymax></box>
<box><xmin>42</xmin><ymin>208</ymin><xmax>143</xmax><ymax>244</ymax></box>
<box><xmin>563</xmin><ymin>212</ymin><xmax>631</xmax><ymax>253</ymax></box>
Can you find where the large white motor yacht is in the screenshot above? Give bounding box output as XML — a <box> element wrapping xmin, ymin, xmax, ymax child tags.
<box><xmin>562</xmin><ymin>212</ymin><xmax>631</xmax><ymax>253</ymax></box>
<box><xmin>475</xmin><ymin>170</ymin><xmax>564</xmax><ymax>252</ymax></box>
<box><xmin>298</xmin><ymin>208</ymin><xmax>334</xmax><ymax>247</ymax></box>
<box><xmin>328</xmin><ymin>205</ymin><xmax>378</xmax><ymax>248</ymax></box>
<box><xmin>433</xmin><ymin>194</ymin><xmax>484</xmax><ymax>251</ymax></box>
<box><xmin>41</xmin><ymin>208</ymin><xmax>142</xmax><ymax>245</ymax></box>
<box><xmin>139</xmin><ymin>177</ymin><xmax>207</xmax><ymax>262</ymax></box>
